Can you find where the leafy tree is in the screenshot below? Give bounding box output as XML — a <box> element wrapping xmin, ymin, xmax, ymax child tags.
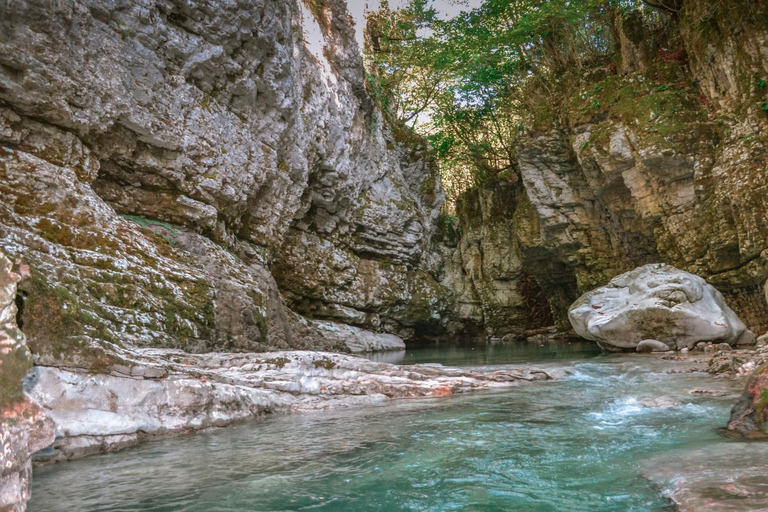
<box><xmin>364</xmin><ymin>0</ymin><xmax>668</xmax><ymax>209</ymax></box>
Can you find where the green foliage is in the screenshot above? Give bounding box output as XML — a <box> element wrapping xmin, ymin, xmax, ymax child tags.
<box><xmin>435</xmin><ymin>213</ymin><xmax>460</xmax><ymax>247</ymax></box>
<box><xmin>363</xmin><ymin>0</ymin><xmax>666</xmax><ymax>209</ymax></box>
<box><xmin>121</xmin><ymin>214</ymin><xmax>179</xmax><ymax>246</ymax></box>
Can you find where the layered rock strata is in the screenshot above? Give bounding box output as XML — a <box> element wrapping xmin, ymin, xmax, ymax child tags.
<box><xmin>29</xmin><ymin>348</ymin><xmax>549</xmax><ymax>462</ymax></box>
<box><xmin>0</xmin><ymin>0</ymin><xmax>450</xmax><ymax>368</ymax></box>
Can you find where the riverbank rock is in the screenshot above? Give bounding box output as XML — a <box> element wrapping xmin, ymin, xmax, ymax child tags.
<box><xmin>569</xmin><ymin>264</ymin><xmax>753</xmax><ymax>351</ymax></box>
<box><xmin>636</xmin><ymin>339</ymin><xmax>670</xmax><ymax>353</ymax></box>
<box><xmin>27</xmin><ymin>349</ymin><xmax>550</xmax><ymax>463</ymax></box>
<box><xmin>0</xmin><ymin>251</ymin><xmax>55</xmax><ymax>511</ymax></box>
<box><xmin>639</xmin><ymin>396</ymin><xmax>681</xmax><ymax>408</ymax></box>
<box><xmin>727</xmin><ymin>362</ymin><xmax>768</xmax><ymax>438</ymax></box>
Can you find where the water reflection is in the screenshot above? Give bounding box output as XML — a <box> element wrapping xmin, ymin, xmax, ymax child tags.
<box><xmin>362</xmin><ymin>339</ymin><xmax>603</xmax><ymax>366</ymax></box>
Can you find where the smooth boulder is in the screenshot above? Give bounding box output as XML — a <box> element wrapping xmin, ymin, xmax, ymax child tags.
<box><xmin>636</xmin><ymin>339</ymin><xmax>670</xmax><ymax>353</ymax></box>
<box><xmin>569</xmin><ymin>264</ymin><xmax>753</xmax><ymax>351</ymax></box>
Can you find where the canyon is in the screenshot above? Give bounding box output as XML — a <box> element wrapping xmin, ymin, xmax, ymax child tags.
<box><xmin>1</xmin><ymin>0</ymin><xmax>768</xmax><ymax>510</ymax></box>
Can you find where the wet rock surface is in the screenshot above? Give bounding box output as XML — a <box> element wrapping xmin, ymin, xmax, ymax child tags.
<box><xmin>644</xmin><ymin>443</ymin><xmax>768</xmax><ymax>512</ymax></box>
<box><xmin>727</xmin><ymin>361</ymin><xmax>768</xmax><ymax>438</ymax></box>
<box><xmin>569</xmin><ymin>264</ymin><xmax>753</xmax><ymax>351</ymax></box>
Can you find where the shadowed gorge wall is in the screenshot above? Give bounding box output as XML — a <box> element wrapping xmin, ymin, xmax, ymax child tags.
<box><xmin>440</xmin><ymin>0</ymin><xmax>768</xmax><ymax>341</ymax></box>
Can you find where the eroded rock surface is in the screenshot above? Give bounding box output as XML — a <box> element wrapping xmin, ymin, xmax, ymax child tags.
<box><xmin>569</xmin><ymin>264</ymin><xmax>753</xmax><ymax>351</ymax></box>
<box><xmin>0</xmin><ymin>251</ymin><xmax>54</xmax><ymax>512</ymax></box>
<box><xmin>727</xmin><ymin>362</ymin><xmax>768</xmax><ymax>438</ymax></box>
<box><xmin>28</xmin><ymin>349</ymin><xmax>549</xmax><ymax>462</ymax></box>
<box><xmin>0</xmin><ymin>0</ymin><xmax>449</xmax><ymax>365</ymax></box>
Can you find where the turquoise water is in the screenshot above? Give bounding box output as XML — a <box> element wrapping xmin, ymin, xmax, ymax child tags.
<box><xmin>29</xmin><ymin>347</ymin><xmax>742</xmax><ymax>512</ymax></box>
<box><xmin>362</xmin><ymin>340</ymin><xmax>602</xmax><ymax>366</ymax></box>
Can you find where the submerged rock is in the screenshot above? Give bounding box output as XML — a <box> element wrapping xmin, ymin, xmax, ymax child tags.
<box><xmin>638</xmin><ymin>396</ymin><xmax>681</xmax><ymax>408</ymax></box>
<box><xmin>643</xmin><ymin>442</ymin><xmax>768</xmax><ymax>512</ymax></box>
<box><xmin>569</xmin><ymin>264</ymin><xmax>753</xmax><ymax>351</ymax></box>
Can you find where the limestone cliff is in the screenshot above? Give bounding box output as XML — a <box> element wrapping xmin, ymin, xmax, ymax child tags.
<box><xmin>0</xmin><ymin>0</ymin><xmax>449</xmax><ymax>370</ymax></box>
<box><xmin>441</xmin><ymin>0</ymin><xmax>768</xmax><ymax>343</ymax></box>
<box><xmin>0</xmin><ymin>251</ymin><xmax>55</xmax><ymax>512</ymax></box>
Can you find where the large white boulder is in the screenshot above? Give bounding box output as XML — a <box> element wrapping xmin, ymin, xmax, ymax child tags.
<box><xmin>569</xmin><ymin>264</ymin><xmax>754</xmax><ymax>351</ymax></box>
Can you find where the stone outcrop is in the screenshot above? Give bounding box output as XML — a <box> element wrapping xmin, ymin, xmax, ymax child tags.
<box><xmin>0</xmin><ymin>0</ymin><xmax>450</xmax><ymax>368</ymax></box>
<box><xmin>437</xmin><ymin>181</ymin><xmax>564</xmax><ymax>343</ymax></box>
<box><xmin>727</xmin><ymin>362</ymin><xmax>768</xmax><ymax>438</ymax></box>
<box><xmin>569</xmin><ymin>264</ymin><xmax>753</xmax><ymax>351</ymax></box>
<box><xmin>28</xmin><ymin>348</ymin><xmax>549</xmax><ymax>463</ymax></box>
<box><xmin>0</xmin><ymin>1</ymin><xmax>455</xmax><ymax>500</ymax></box>
<box><xmin>0</xmin><ymin>251</ymin><xmax>55</xmax><ymax>512</ymax></box>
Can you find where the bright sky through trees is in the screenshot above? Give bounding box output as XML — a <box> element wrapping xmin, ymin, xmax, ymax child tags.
<box><xmin>349</xmin><ymin>0</ymin><xmax>483</xmax><ymax>47</ymax></box>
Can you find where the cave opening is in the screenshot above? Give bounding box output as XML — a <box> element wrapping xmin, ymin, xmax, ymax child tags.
<box><xmin>519</xmin><ymin>273</ymin><xmax>555</xmax><ymax>331</ymax></box>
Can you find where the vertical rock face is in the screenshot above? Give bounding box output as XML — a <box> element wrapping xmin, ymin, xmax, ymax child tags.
<box><xmin>0</xmin><ymin>0</ymin><xmax>449</xmax><ymax>364</ymax></box>
<box><xmin>0</xmin><ymin>251</ymin><xmax>55</xmax><ymax>512</ymax></box>
<box><xmin>442</xmin><ymin>2</ymin><xmax>768</xmax><ymax>340</ymax></box>
<box><xmin>438</xmin><ymin>180</ymin><xmax>557</xmax><ymax>342</ymax></box>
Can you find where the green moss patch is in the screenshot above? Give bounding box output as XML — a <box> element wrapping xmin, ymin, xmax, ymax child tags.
<box><xmin>565</xmin><ymin>75</ymin><xmax>714</xmax><ymax>152</ymax></box>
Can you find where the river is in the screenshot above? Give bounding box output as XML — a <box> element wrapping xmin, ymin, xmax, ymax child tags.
<box><xmin>28</xmin><ymin>343</ymin><xmax>766</xmax><ymax>512</ymax></box>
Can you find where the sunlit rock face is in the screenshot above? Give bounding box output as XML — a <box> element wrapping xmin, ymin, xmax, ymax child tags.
<box><xmin>569</xmin><ymin>264</ymin><xmax>754</xmax><ymax>351</ymax></box>
<box><xmin>0</xmin><ymin>0</ymin><xmax>448</xmax><ymax>363</ymax></box>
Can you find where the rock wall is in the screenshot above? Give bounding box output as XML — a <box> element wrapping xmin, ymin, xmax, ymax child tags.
<box><xmin>0</xmin><ymin>0</ymin><xmax>450</xmax><ymax>369</ymax></box>
<box><xmin>443</xmin><ymin>0</ymin><xmax>768</xmax><ymax>341</ymax></box>
<box><xmin>0</xmin><ymin>251</ymin><xmax>55</xmax><ymax>511</ymax></box>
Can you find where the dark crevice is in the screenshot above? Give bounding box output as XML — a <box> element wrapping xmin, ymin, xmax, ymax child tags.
<box><xmin>15</xmin><ymin>290</ymin><xmax>27</xmax><ymax>330</ymax></box>
<box><xmin>519</xmin><ymin>273</ymin><xmax>555</xmax><ymax>330</ymax></box>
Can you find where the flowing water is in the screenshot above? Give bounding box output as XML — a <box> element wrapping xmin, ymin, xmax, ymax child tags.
<box><xmin>29</xmin><ymin>344</ymin><xmax>751</xmax><ymax>512</ymax></box>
